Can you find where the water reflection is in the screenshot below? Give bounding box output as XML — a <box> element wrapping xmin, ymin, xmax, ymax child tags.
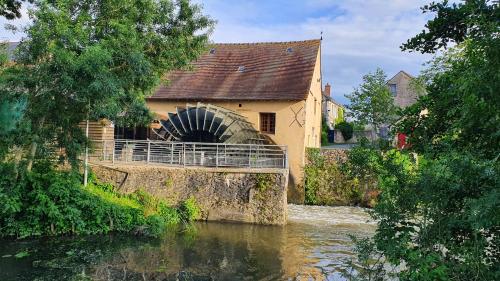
<box><xmin>0</xmin><ymin>205</ymin><xmax>375</xmax><ymax>281</ymax></box>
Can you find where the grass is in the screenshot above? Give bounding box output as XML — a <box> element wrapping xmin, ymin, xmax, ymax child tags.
<box><xmin>84</xmin><ymin>182</ymin><xmax>142</xmax><ymax>210</ymax></box>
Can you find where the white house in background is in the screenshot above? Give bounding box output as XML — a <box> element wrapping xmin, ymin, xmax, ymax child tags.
<box><xmin>321</xmin><ymin>83</ymin><xmax>344</xmax><ymax>130</ymax></box>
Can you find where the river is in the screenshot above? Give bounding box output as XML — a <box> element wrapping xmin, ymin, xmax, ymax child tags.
<box><xmin>0</xmin><ymin>205</ymin><xmax>375</xmax><ymax>281</ymax></box>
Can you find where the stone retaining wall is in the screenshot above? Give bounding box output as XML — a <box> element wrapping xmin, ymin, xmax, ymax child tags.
<box><xmin>90</xmin><ymin>164</ymin><xmax>288</xmax><ymax>225</ymax></box>
<box><xmin>318</xmin><ymin>148</ymin><xmax>349</xmax><ymax>163</ymax></box>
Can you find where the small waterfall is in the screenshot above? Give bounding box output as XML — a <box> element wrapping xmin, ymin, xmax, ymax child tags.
<box><xmin>288</xmin><ymin>204</ymin><xmax>376</xmax><ymax>228</ymax></box>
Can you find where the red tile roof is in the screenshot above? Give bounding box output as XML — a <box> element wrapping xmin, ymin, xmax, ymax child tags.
<box><xmin>148</xmin><ymin>40</ymin><xmax>321</xmax><ymax>101</ymax></box>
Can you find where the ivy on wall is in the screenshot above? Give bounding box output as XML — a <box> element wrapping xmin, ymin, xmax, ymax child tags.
<box><xmin>303</xmin><ymin>147</ymin><xmax>379</xmax><ymax>207</ymax></box>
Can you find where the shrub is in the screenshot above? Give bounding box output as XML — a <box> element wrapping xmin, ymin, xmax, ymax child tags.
<box><xmin>0</xmin><ymin>163</ymin><xmax>195</xmax><ymax>238</ymax></box>
<box><xmin>256</xmin><ymin>174</ymin><xmax>272</xmax><ymax>192</ymax></box>
<box><xmin>304</xmin><ymin>148</ymin><xmax>365</xmax><ymax>206</ymax></box>
<box><xmin>335</xmin><ymin>121</ymin><xmax>354</xmax><ymax>141</ymax></box>
<box><xmin>158</xmin><ymin>202</ymin><xmax>181</xmax><ymax>225</ymax></box>
<box><xmin>321</xmin><ymin>117</ymin><xmax>330</xmax><ymax>145</ymax></box>
<box><xmin>178</xmin><ymin>196</ymin><xmax>201</xmax><ymax>222</ymax></box>
<box><xmin>373</xmin><ymin>152</ymin><xmax>499</xmax><ymax>280</ymax></box>
<box><xmin>321</xmin><ymin>129</ymin><xmax>329</xmax><ymax>146</ymax></box>
<box><xmin>303</xmin><ymin>146</ymin><xmax>383</xmax><ymax>207</ymax></box>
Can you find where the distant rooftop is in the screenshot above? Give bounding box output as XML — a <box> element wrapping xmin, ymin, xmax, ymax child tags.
<box><xmin>322</xmin><ymin>93</ymin><xmax>344</xmax><ymax>108</ymax></box>
<box><xmin>387</xmin><ymin>70</ymin><xmax>414</xmax><ymax>83</ymax></box>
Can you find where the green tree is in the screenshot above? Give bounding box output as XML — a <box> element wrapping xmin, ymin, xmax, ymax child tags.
<box><xmin>398</xmin><ymin>1</ymin><xmax>499</xmax><ymax>158</ymax></box>
<box><xmin>345</xmin><ymin>68</ymin><xmax>398</xmax><ymax>140</ymax></box>
<box><xmin>348</xmin><ymin>1</ymin><xmax>500</xmax><ymax>280</ymax></box>
<box><xmin>0</xmin><ymin>0</ymin><xmax>214</xmax><ymax>169</ymax></box>
<box><xmin>0</xmin><ymin>0</ymin><xmax>31</xmax><ymax>20</ymax></box>
<box><xmin>401</xmin><ymin>0</ymin><xmax>499</xmax><ymax>54</ymax></box>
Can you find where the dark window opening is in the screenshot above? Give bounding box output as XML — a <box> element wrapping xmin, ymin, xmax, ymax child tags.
<box><xmin>114</xmin><ymin>126</ymin><xmax>150</xmax><ymax>140</ymax></box>
<box><xmin>389</xmin><ymin>84</ymin><xmax>397</xmax><ymax>96</ymax></box>
<box><xmin>260</xmin><ymin>113</ymin><xmax>276</xmax><ymax>134</ymax></box>
<box><xmin>238</xmin><ymin>103</ymin><xmax>242</xmax><ymax>107</ymax></box>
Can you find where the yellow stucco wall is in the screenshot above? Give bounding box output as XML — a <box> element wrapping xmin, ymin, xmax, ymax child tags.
<box><xmin>303</xmin><ymin>46</ymin><xmax>323</xmax><ymax>149</ymax></box>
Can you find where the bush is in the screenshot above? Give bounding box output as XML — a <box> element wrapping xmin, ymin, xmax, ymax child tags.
<box><xmin>178</xmin><ymin>196</ymin><xmax>201</xmax><ymax>222</ymax></box>
<box><xmin>0</xmin><ymin>163</ymin><xmax>197</xmax><ymax>238</ymax></box>
<box><xmin>373</xmin><ymin>152</ymin><xmax>499</xmax><ymax>280</ymax></box>
<box><xmin>321</xmin><ymin>129</ymin><xmax>329</xmax><ymax>146</ymax></box>
<box><xmin>303</xmin><ymin>145</ymin><xmax>383</xmax><ymax>207</ymax></box>
<box><xmin>344</xmin><ymin>150</ymin><xmax>500</xmax><ymax>280</ymax></box>
<box><xmin>304</xmin><ymin>148</ymin><xmax>375</xmax><ymax>206</ymax></box>
<box><xmin>321</xmin><ymin>117</ymin><xmax>330</xmax><ymax>145</ymax></box>
<box><xmin>335</xmin><ymin>121</ymin><xmax>354</xmax><ymax>141</ymax></box>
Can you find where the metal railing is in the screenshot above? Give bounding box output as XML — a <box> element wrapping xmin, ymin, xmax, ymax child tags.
<box><xmin>90</xmin><ymin>140</ymin><xmax>288</xmax><ymax>169</ymax></box>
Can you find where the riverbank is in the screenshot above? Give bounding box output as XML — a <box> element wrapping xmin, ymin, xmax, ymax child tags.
<box><xmin>0</xmin><ymin>163</ymin><xmax>200</xmax><ymax>239</ymax></box>
<box><xmin>0</xmin><ymin>205</ymin><xmax>375</xmax><ymax>281</ymax></box>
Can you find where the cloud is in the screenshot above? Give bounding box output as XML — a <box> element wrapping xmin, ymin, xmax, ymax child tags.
<box><xmin>201</xmin><ymin>0</ymin><xmax>433</xmax><ymax>104</ymax></box>
<box><xmin>0</xmin><ymin>0</ymin><xmax>434</xmax><ymax>105</ymax></box>
<box><xmin>0</xmin><ymin>5</ymin><xmax>30</xmax><ymax>42</ymax></box>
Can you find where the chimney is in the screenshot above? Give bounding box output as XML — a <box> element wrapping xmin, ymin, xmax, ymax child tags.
<box><xmin>324</xmin><ymin>83</ymin><xmax>331</xmax><ymax>96</ymax></box>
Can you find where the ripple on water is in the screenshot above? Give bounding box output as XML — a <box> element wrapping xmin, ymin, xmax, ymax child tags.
<box><xmin>288</xmin><ymin>204</ymin><xmax>377</xmax><ymax>227</ymax></box>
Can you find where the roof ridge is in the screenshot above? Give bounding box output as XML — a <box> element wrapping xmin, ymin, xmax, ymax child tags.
<box><xmin>399</xmin><ymin>70</ymin><xmax>414</xmax><ymax>78</ymax></box>
<box><xmin>387</xmin><ymin>70</ymin><xmax>415</xmax><ymax>83</ymax></box>
<box><xmin>210</xmin><ymin>39</ymin><xmax>321</xmax><ymax>46</ymax></box>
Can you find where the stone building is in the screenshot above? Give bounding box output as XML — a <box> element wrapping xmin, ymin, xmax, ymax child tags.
<box><xmin>386</xmin><ymin>70</ymin><xmax>426</xmax><ymax>146</ymax></box>
<box><xmin>145</xmin><ymin>40</ymin><xmax>323</xmax><ymax>203</ymax></box>
<box><xmin>321</xmin><ymin>83</ymin><xmax>344</xmax><ymax>130</ymax></box>
<box><xmin>80</xmin><ymin>40</ymin><xmax>322</xmax><ymax>203</ymax></box>
<box><xmin>387</xmin><ymin>70</ymin><xmax>421</xmax><ymax>108</ymax></box>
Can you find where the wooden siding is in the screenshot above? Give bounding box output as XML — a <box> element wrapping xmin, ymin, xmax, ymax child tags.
<box><xmin>78</xmin><ymin>120</ymin><xmax>114</xmax><ymax>141</ymax></box>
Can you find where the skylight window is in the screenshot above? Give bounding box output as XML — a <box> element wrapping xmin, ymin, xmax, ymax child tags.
<box><xmin>237</xmin><ymin>66</ymin><xmax>245</xmax><ymax>72</ymax></box>
<box><xmin>286</xmin><ymin>47</ymin><xmax>293</xmax><ymax>53</ymax></box>
<box><xmin>209</xmin><ymin>48</ymin><xmax>216</xmax><ymax>54</ymax></box>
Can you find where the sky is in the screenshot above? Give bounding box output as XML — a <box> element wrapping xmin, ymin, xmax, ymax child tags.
<box><xmin>0</xmin><ymin>0</ymin><xmax>434</xmax><ymax>105</ymax></box>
